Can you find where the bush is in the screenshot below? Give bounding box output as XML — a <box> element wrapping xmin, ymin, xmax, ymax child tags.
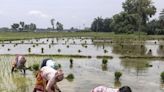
<box><xmin>58</xmin><ymin>49</ymin><xmax>61</xmax><ymax>53</ymax></box>
<box><xmin>78</xmin><ymin>50</ymin><xmax>81</xmax><ymax>53</ymax></box>
<box><xmin>115</xmin><ymin>71</ymin><xmax>122</xmax><ymax>80</ymax></box>
<box><xmin>41</xmin><ymin>48</ymin><xmax>44</xmax><ymax>53</ymax></box>
<box><xmin>66</xmin><ymin>73</ymin><xmax>74</xmax><ymax>82</ymax></box>
<box><xmin>8</xmin><ymin>48</ymin><xmax>10</xmax><ymax>51</ymax></box>
<box><xmin>70</xmin><ymin>58</ymin><xmax>73</xmax><ymax>64</ymax></box>
<box><xmin>161</xmin><ymin>71</ymin><xmax>164</xmax><ymax>82</ymax></box>
<box><xmin>28</xmin><ymin>48</ymin><xmax>31</xmax><ymax>52</ymax></box>
<box><xmin>102</xmin><ymin>58</ymin><xmax>108</xmax><ymax>65</ymax></box>
<box><xmin>104</xmin><ymin>50</ymin><xmax>108</xmax><ymax>53</ymax></box>
<box><xmin>160</xmin><ymin>45</ymin><xmax>163</xmax><ymax>49</ymax></box>
<box><xmin>32</xmin><ymin>63</ymin><xmax>39</xmax><ymax>71</ymax></box>
<box><xmin>84</xmin><ymin>45</ymin><xmax>88</xmax><ymax>48</ymax></box>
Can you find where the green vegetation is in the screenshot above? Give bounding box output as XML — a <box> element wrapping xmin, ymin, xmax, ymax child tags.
<box><xmin>32</xmin><ymin>63</ymin><xmax>40</xmax><ymax>71</ymax></box>
<box><xmin>104</xmin><ymin>50</ymin><xmax>108</xmax><ymax>53</ymax></box>
<box><xmin>28</xmin><ymin>48</ymin><xmax>31</xmax><ymax>53</ymax></box>
<box><xmin>78</xmin><ymin>49</ymin><xmax>81</xmax><ymax>53</ymax></box>
<box><xmin>101</xmin><ymin>58</ymin><xmax>108</xmax><ymax>71</ymax></box>
<box><xmin>58</xmin><ymin>49</ymin><xmax>61</xmax><ymax>53</ymax></box>
<box><xmin>161</xmin><ymin>71</ymin><xmax>164</xmax><ymax>82</ymax></box>
<box><xmin>56</xmin><ymin>22</ymin><xmax>64</xmax><ymax>30</ymax></box>
<box><xmin>102</xmin><ymin>58</ymin><xmax>108</xmax><ymax>65</ymax></box>
<box><xmin>115</xmin><ymin>71</ymin><xmax>122</xmax><ymax>80</ymax></box>
<box><xmin>11</xmin><ymin>21</ymin><xmax>36</xmax><ymax>32</ymax></box>
<box><xmin>41</xmin><ymin>48</ymin><xmax>44</xmax><ymax>53</ymax></box>
<box><xmin>91</xmin><ymin>0</ymin><xmax>164</xmax><ymax>35</ymax></box>
<box><xmin>66</xmin><ymin>73</ymin><xmax>74</xmax><ymax>82</ymax></box>
<box><xmin>0</xmin><ymin>32</ymin><xmax>164</xmax><ymax>42</ymax></box>
<box><xmin>70</xmin><ymin>58</ymin><xmax>73</xmax><ymax>65</ymax></box>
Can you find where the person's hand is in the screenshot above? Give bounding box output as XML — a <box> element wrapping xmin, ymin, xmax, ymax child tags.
<box><xmin>57</xmin><ymin>88</ymin><xmax>61</xmax><ymax>92</ymax></box>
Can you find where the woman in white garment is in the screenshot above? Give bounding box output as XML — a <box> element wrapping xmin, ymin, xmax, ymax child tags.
<box><xmin>33</xmin><ymin>59</ymin><xmax>64</xmax><ymax>92</ymax></box>
<box><xmin>91</xmin><ymin>86</ymin><xmax>132</xmax><ymax>92</ymax></box>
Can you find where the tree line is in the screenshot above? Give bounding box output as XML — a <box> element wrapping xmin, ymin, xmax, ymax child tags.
<box><xmin>91</xmin><ymin>0</ymin><xmax>164</xmax><ymax>35</ymax></box>
<box><xmin>11</xmin><ymin>22</ymin><xmax>36</xmax><ymax>32</ymax></box>
<box><xmin>0</xmin><ymin>19</ymin><xmax>64</xmax><ymax>32</ymax></box>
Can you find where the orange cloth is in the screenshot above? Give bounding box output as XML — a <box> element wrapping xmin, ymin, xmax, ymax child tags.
<box><xmin>34</xmin><ymin>71</ymin><xmax>45</xmax><ymax>92</ymax></box>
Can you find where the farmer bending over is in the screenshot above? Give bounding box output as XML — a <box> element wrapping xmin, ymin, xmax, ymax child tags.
<box><xmin>91</xmin><ymin>86</ymin><xmax>132</xmax><ymax>92</ymax></box>
<box><xmin>33</xmin><ymin>65</ymin><xmax>64</xmax><ymax>92</ymax></box>
<box><xmin>11</xmin><ymin>55</ymin><xmax>26</xmax><ymax>74</ymax></box>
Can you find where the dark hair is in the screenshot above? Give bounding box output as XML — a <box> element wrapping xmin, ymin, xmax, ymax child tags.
<box><xmin>40</xmin><ymin>58</ymin><xmax>50</xmax><ymax>68</ymax></box>
<box><xmin>119</xmin><ymin>86</ymin><xmax>132</xmax><ymax>92</ymax></box>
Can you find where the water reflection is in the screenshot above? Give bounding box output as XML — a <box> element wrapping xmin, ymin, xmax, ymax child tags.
<box><xmin>157</xmin><ymin>45</ymin><xmax>164</xmax><ymax>56</ymax></box>
<box><xmin>101</xmin><ymin>64</ymin><xmax>108</xmax><ymax>71</ymax></box>
<box><xmin>113</xmin><ymin>44</ymin><xmax>146</xmax><ymax>56</ymax></box>
<box><xmin>114</xmin><ymin>80</ymin><xmax>121</xmax><ymax>88</ymax></box>
<box><xmin>145</xmin><ymin>40</ymin><xmax>160</xmax><ymax>56</ymax></box>
<box><xmin>0</xmin><ymin>38</ymin><xmax>164</xmax><ymax>56</ymax></box>
<box><xmin>121</xmin><ymin>59</ymin><xmax>150</xmax><ymax>76</ymax></box>
<box><xmin>70</xmin><ymin>64</ymin><xmax>73</xmax><ymax>69</ymax></box>
<box><xmin>160</xmin><ymin>82</ymin><xmax>164</xmax><ymax>89</ymax></box>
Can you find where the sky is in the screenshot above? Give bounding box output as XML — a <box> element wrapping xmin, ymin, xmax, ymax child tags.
<box><xmin>0</xmin><ymin>0</ymin><xmax>163</xmax><ymax>29</ymax></box>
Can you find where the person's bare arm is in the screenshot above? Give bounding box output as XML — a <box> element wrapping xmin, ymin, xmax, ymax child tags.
<box><xmin>46</xmin><ymin>75</ymin><xmax>56</xmax><ymax>92</ymax></box>
<box><xmin>54</xmin><ymin>84</ymin><xmax>61</xmax><ymax>92</ymax></box>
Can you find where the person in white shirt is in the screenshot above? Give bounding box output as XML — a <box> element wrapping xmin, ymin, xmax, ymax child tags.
<box><xmin>91</xmin><ymin>86</ymin><xmax>132</xmax><ymax>92</ymax></box>
<box><xmin>33</xmin><ymin>64</ymin><xmax>64</xmax><ymax>92</ymax></box>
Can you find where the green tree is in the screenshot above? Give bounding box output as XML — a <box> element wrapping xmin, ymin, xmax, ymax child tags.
<box><xmin>11</xmin><ymin>23</ymin><xmax>19</xmax><ymax>31</ymax></box>
<box><xmin>56</xmin><ymin>21</ymin><xmax>63</xmax><ymax>30</ymax></box>
<box><xmin>159</xmin><ymin>9</ymin><xmax>164</xmax><ymax>20</ymax></box>
<box><xmin>91</xmin><ymin>17</ymin><xmax>104</xmax><ymax>32</ymax></box>
<box><xmin>29</xmin><ymin>23</ymin><xmax>36</xmax><ymax>31</ymax></box>
<box><xmin>146</xmin><ymin>9</ymin><xmax>164</xmax><ymax>35</ymax></box>
<box><xmin>20</xmin><ymin>21</ymin><xmax>25</xmax><ymax>28</ymax></box>
<box><xmin>111</xmin><ymin>12</ymin><xmax>138</xmax><ymax>34</ymax></box>
<box><xmin>111</xmin><ymin>0</ymin><xmax>156</xmax><ymax>34</ymax></box>
<box><xmin>51</xmin><ymin>19</ymin><xmax>55</xmax><ymax>30</ymax></box>
<box><xmin>159</xmin><ymin>9</ymin><xmax>164</xmax><ymax>29</ymax></box>
<box><xmin>123</xmin><ymin>0</ymin><xmax>156</xmax><ymax>25</ymax></box>
<box><xmin>19</xmin><ymin>21</ymin><xmax>25</xmax><ymax>32</ymax></box>
<box><xmin>146</xmin><ymin>19</ymin><xmax>158</xmax><ymax>35</ymax></box>
<box><xmin>103</xmin><ymin>18</ymin><xmax>113</xmax><ymax>32</ymax></box>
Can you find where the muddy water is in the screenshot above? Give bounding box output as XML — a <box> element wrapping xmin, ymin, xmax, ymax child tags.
<box><xmin>0</xmin><ymin>38</ymin><xmax>164</xmax><ymax>56</ymax></box>
<box><xmin>0</xmin><ymin>56</ymin><xmax>163</xmax><ymax>92</ymax></box>
<box><xmin>0</xmin><ymin>38</ymin><xmax>164</xmax><ymax>92</ymax></box>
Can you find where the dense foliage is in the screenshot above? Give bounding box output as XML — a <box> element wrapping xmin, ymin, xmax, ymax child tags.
<box><xmin>91</xmin><ymin>17</ymin><xmax>112</xmax><ymax>32</ymax></box>
<box><xmin>11</xmin><ymin>21</ymin><xmax>36</xmax><ymax>32</ymax></box>
<box><xmin>91</xmin><ymin>0</ymin><xmax>164</xmax><ymax>35</ymax></box>
<box><xmin>147</xmin><ymin>9</ymin><xmax>164</xmax><ymax>35</ymax></box>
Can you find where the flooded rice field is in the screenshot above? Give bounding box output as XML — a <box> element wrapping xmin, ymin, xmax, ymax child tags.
<box><xmin>0</xmin><ymin>38</ymin><xmax>164</xmax><ymax>56</ymax></box>
<box><xmin>0</xmin><ymin>37</ymin><xmax>164</xmax><ymax>92</ymax></box>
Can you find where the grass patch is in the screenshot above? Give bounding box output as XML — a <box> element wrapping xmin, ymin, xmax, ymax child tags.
<box><xmin>66</xmin><ymin>73</ymin><xmax>74</xmax><ymax>82</ymax></box>
<box><xmin>32</xmin><ymin>63</ymin><xmax>40</xmax><ymax>71</ymax></box>
<box><xmin>161</xmin><ymin>71</ymin><xmax>164</xmax><ymax>82</ymax></box>
<box><xmin>115</xmin><ymin>71</ymin><xmax>122</xmax><ymax>80</ymax></box>
<box><xmin>97</xmin><ymin>56</ymin><xmax>113</xmax><ymax>59</ymax></box>
<box><xmin>0</xmin><ymin>32</ymin><xmax>164</xmax><ymax>42</ymax></box>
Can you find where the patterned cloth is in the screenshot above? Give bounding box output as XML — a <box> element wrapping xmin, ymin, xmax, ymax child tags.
<box><xmin>33</xmin><ymin>71</ymin><xmax>45</xmax><ymax>92</ymax></box>
<box><xmin>91</xmin><ymin>86</ymin><xmax>118</xmax><ymax>92</ymax></box>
